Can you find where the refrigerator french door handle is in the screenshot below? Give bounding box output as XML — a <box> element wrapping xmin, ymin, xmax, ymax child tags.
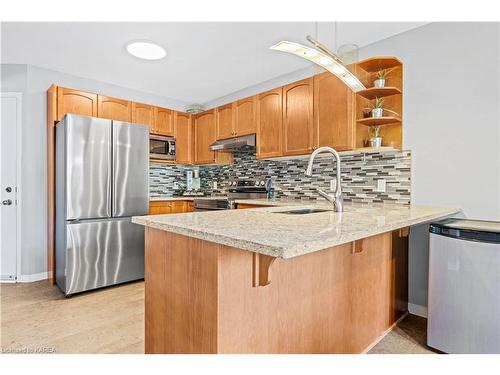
<box><xmin>109</xmin><ymin>122</ymin><xmax>113</xmax><ymax>218</ymax></box>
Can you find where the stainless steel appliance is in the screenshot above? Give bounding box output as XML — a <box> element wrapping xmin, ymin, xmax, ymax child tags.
<box><xmin>150</xmin><ymin>134</ymin><xmax>176</xmax><ymax>160</ymax></box>
<box><xmin>193</xmin><ymin>179</ymin><xmax>270</xmax><ymax>211</ymax></box>
<box><xmin>428</xmin><ymin>218</ymin><xmax>500</xmax><ymax>353</ymax></box>
<box><xmin>55</xmin><ymin>114</ymin><xmax>149</xmax><ymax>296</ymax></box>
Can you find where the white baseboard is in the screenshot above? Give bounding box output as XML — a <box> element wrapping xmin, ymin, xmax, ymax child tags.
<box><xmin>17</xmin><ymin>272</ymin><xmax>48</xmax><ymax>283</ymax></box>
<box><xmin>408</xmin><ymin>303</ymin><xmax>428</xmax><ymax>318</ymax></box>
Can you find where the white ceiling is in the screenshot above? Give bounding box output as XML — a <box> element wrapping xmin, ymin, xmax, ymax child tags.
<box><xmin>1</xmin><ymin>22</ymin><xmax>427</xmax><ymax>105</ymax></box>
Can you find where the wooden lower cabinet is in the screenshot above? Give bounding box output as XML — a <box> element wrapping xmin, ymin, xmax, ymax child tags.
<box><xmin>236</xmin><ymin>203</ymin><xmax>270</xmax><ymax>209</ymax></box>
<box><xmin>149</xmin><ymin>200</ymin><xmax>192</xmax><ymax>215</ymax></box>
<box><xmin>144</xmin><ymin>229</ymin><xmax>408</xmax><ymax>354</ymax></box>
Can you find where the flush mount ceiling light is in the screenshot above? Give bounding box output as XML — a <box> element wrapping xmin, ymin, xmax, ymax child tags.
<box><xmin>125</xmin><ymin>40</ymin><xmax>166</xmax><ymax>60</ymax></box>
<box><xmin>270</xmin><ymin>35</ymin><xmax>366</xmax><ymax>92</ymax></box>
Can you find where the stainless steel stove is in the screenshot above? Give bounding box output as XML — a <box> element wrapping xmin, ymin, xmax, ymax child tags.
<box><xmin>193</xmin><ymin>179</ymin><xmax>271</xmax><ymax>211</ymax></box>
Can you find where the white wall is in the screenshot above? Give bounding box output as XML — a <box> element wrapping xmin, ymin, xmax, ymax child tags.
<box><xmin>357</xmin><ymin>22</ymin><xmax>500</xmax><ymax>310</ymax></box>
<box><xmin>0</xmin><ymin>63</ymin><xmax>189</xmax><ymax>277</ymax></box>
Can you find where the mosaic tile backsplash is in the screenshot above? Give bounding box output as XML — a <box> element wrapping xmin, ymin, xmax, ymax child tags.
<box><xmin>150</xmin><ymin>147</ymin><xmax>411</xmax><ymax>204</ymax></box>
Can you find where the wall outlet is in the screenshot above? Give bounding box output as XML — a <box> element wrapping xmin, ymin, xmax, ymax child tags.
<box><xmin>377</xmin><ymin>179</ymin><xmax>386</xmax><ymax>192</ymax></box>
<box><xmin>213</xmin><ymin>181</ymin><xmax>217</xmax><ymax>190</ymax></box>
<box><xmin>330</xmin><ymin>179</ymin><xmax>336</xmax><ymax>191</ymax></box>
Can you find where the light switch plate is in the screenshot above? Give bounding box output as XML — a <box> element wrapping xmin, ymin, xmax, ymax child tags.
<box><xmin>377</xmin><ymin>179</ymin><xmax>386</xmax><ymax>192</ymax></box>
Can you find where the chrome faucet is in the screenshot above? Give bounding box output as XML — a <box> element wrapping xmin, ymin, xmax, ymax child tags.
<box><xmin>305</xmin><ymin>146</ymin><xmax>344</xmax><ymax>212</ymax></box>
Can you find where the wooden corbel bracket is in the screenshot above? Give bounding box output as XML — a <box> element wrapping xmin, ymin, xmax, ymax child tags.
<box><xmin>252</xmin><ymin>253</ymin><xmax>277</xmax><ymax>287</ymax></box>
<box><xmin>351</xmin><ymin>239</ymin><xmax>364</xmax><ymax>254</ymax></box>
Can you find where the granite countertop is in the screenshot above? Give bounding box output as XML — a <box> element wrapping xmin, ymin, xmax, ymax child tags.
<box><xmin>133</xmin><ymin>200</ymin><xmax>461</xmax><ymax>259</ymax></box>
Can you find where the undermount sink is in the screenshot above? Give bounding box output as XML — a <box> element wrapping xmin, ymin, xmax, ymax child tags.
<box><xmin>275</xmin><ymin>208</ymin><xmax>332</xmax><ymax>215</ymax></box>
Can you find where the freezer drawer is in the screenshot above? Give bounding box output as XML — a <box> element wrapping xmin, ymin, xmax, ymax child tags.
<box><xmin>57</xmin><ymin>218</ymin><xmax>144</xmax><ymax>295</ymax></box>
<box><xmin>428</xmin><ymin>232</ymin><xmax>500</xmax><ymax>353</ymax></box>
<box><xmin>112</xmin><ymin>121</ymin><xmax>149</xmax><ymax>217</ymax></box>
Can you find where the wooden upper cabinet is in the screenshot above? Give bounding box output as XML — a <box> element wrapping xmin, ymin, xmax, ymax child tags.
<box><xmin>97</xmin><ymin>95</ymin><xmax>132</xmax><ymax>122</ymax></box>
<box><xmin>256</xmin><ymin>88</ymin><xmax>283</xmax><ymax>159</ymax></box>
<box><xmin>282</xmin><ymin>78</ymin><xmax>314</xmax><ymax>156</ymax></box>
<box><xmin>132</xmin><ymin>102</ymin><xmax>155</xmax><ymax>129</ymax></box>
<box><xmin>194</xmin><ymin>110</ymin><xmax>216</xmax><ymax>164</ymax></box>
<box><xmin>234</xmin><ymin>96</ymin><xmax>257</xmax><ymax>136</ymax></box>
<box><xmin>314</xmin><ymin>72</ymin><xmax>354</xmax><ymax>151</ymax></box>
<box><xmin>154</xmin><ymin>107</ymin><xmax>174</xmax><ymax>136</ymax></box>
<box><xmin>56</xmin><ymin>87</ymin><xmax>97</xmax><ymax>121</ymax></box>
<box><xmin>174</xmin><ymin>112</ymin><xmax>192</xmax><ymax>164</ymax></box>
<box><xmin>216</xmin><ymin>103</ymin><xmax>235</xmax><ymax>140</ymax></box>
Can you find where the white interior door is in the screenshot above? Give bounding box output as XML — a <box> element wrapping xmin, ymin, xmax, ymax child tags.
<box><xmin>1</xmin><ymin>93</ymin><xmax>21</xmax><ymax>281</ymax></box>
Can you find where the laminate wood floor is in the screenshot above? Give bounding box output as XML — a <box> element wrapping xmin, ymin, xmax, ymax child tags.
<box><xmin>1</xmin><ymin>280</ymin><xmax>436</xmax><ymax>354</ymax></box>
<box><xmin>1</xmin><ymin>280</ymin><xmax>144</xmax><ymax>354</ymax></box>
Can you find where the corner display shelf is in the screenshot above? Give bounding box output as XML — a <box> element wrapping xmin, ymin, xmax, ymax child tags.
<box><xmin>352</xmin><ymin>56</ymin><xmax>403</xmax><ymax>149</ymax></box>
<box><xmin>356</xmin><ymin>116</ymin><xmax>402</xmax><ymax>126</ymax></box>
<box><xmin>356</xmin><ymin>86</ymin><xmax>402</xmax><ymax>100</ymax></box>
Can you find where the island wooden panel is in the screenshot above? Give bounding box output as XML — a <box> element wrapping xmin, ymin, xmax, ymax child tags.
<box><xmin>144</xmin><ymin>228</ymin><xmax>408</xmax><ymax>354</ymax></box>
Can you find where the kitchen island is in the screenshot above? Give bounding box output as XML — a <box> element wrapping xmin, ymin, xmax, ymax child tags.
<box><xmin>132</xmin><ymin>201</ymin><xmax>460</xmax><ymax>354</ymax></box>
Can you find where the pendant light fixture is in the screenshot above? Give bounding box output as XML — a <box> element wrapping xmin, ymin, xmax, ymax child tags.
<box><xmin>270</xmin><ymin>24</ymin><xmax>366</xmax><ymax>92</ymax></box>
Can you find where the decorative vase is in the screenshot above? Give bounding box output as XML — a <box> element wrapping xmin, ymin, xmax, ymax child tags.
<box><xmin>371</xmin><ymin>108</ymin><xmax>383</xmax><ymax>118</ymax></box>
<box><xmin>370</xmin><ymin>137</ymin><xmax>382</xmax><ymax>148</ymax></box>
<box><xmin>374</xmin><ymin>78</ymin><xmax>385</xmax><ymax>88</ymax></box>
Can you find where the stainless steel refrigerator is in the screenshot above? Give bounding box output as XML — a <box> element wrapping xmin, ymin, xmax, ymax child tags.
<box><xmin>55</xmin><ymin>114</ymin><xmax>149</xmax><ymax>295</ymax></box>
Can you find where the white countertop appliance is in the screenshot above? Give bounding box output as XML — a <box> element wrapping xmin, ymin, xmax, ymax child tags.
<box><xmin>428</xmin><ymin>218</ymin><xmax>500</xmax><ymax>353</ymax></box>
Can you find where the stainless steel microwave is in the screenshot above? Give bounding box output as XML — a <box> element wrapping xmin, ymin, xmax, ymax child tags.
<box><xmin>150</xmin><ymin>135</ymin><xmax>176</xmax><ymax>160</ymax></box>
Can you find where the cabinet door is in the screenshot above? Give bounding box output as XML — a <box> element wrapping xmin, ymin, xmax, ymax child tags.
<box><xmin>149</xmin><ymin>202</ymin><xmax>173</xmax><ymax>215</ymax></box>
<box><xmin>97</xmin><ymin>95</ymin><xmax>132</xmax><ymax>122</ymax></box>
<box><xmin>282</xmin><ymin>78</ymin><xmax>314</xmax><ymax>156</ymax></box>
<box><xmin>174</xmin><ymin>112</ymin><xmax>192</xmax><ymax>164</ymax></box>
<box><xmin>154</xmin><ymin>107</ymin><xmax>174</xmax><ymax>136</ymax></box>
<box><xmin>57</xmin><ymin>87</ymin><xmax>97</xmax><ymax>121</ymax></box>
<box><xmin>194</xmin><ymin>110</ymin><xmax>216</xmax><ymax>164</ymax></box>
<box><xmin>132</xmin><ymin>102</ymin><xmax>155</xmax><ymax>130</ymax></box>
<box><xmin>256</xmin><ymin>88</ymin><xmax>282</xmax><ymax>159</ymax></box>
<box><xmin>314</xmin><ymin>72</ymin><xmax>354</xmax><ymax>151</ymax></box>
<box><xmin>234</xmin><ymin>96</ymin><xmax>257</xmax><ymax>136</ymax></box>
<box><xmin>216</xmin><ymin>103</ymin><xmax>235</xmax><ymax>140</ymax></box>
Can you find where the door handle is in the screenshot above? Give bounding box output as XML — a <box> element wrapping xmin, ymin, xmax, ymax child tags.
<box><xmin>2</xmin><ymin>199</ymin><xmax>12</xmax><ymax>205</ymax></box>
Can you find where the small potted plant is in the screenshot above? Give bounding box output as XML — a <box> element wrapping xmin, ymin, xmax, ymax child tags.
<box><xmin>373</xmin><ymin>68</ymin><xmax>395</xmax><ymax>88</ymax></box>
<box><xmin>369</xmin><ymin>97</ymin><xmax>384</xmax><ymax>118</ymax></box>
<box><xmin>370</xmin><ymin>126</ymin><xmax>382</xmax><ymax>148</ymax></box>
<box><xmin>364</xmin><ymin>97</ymin><xmax>400</xmax><ymax>119</ymax></box>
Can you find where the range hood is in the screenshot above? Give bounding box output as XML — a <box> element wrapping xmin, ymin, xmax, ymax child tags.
<box><xmin>210</xmin><ymin>134</ymin><xmax>256</xmax><ymax>151</ymax></box>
